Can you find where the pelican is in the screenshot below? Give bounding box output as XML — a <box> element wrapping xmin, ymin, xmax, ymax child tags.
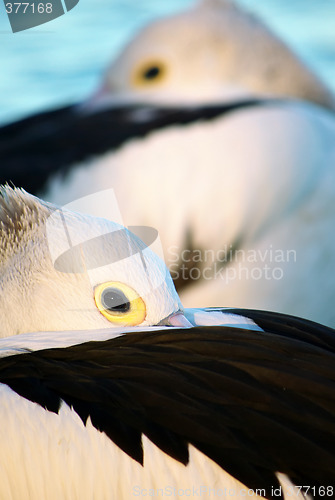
<box><xmin>0</xmin><ymin>187</ymin><xmax>334</xmax><ymax>499</ymax></box>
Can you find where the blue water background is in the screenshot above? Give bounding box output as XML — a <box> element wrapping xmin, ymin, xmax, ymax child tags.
<box><xmin>0</xmin><ymin>0</ymin><xmax>334</xmax><ymax>125</ymax></box>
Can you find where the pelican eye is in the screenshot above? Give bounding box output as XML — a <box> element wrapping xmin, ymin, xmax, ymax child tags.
<box><xmin>94</xmin><ymin>281</ymin><xmax>146</xmax><ymax>326</ymax></box>
<box><xmin>101</xmin><ymin>288</ymin><xmax>130</xmax><ymax>313</ymax></box>
<box><xmin>132</xmin><ymin>61</ymin><xmax>167</xmax><ymax>87</ymax></box>
<box><xmin>143</xmin><ymin>65</ymin><xmax>161</xmax><ymax>80</ymax></box>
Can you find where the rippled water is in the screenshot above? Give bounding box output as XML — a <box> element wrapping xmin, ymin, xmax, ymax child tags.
<box><xmin>0</xmin><ymin>0</ymin><xmax>334</xmax><ymax>124</ymax></box>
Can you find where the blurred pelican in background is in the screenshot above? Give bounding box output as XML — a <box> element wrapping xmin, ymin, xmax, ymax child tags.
<box><xmin>1</xmin><ymin>0</ymin><xmax>335</xmax><ymax>326</ymax></box>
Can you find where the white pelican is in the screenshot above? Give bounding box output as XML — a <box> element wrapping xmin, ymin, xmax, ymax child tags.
<box><xmin>0</xmin><ymin>187</ymin><xmax>334</xmax><ymax>499</ymax></box>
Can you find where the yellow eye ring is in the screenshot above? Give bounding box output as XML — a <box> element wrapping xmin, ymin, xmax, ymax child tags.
<box><xmin>94</xmin><ymin>281</ymin><xmax>146</xmax><ymax>326</ymax></box>
<box><xmin>132</xmin><ymin>60</ymin><xmax>167</xmax><ymax>88</ymax></box>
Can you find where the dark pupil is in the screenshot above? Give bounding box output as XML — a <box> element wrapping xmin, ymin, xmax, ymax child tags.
<box><xmin>143</xmin><ymin>66</ymin><xmax>161</xmax><ymax>80</ymax></box>
<box><xmin>101</xmin><ymin>288</ymin><xmax>130</xmax><ymax>313</ymax></box>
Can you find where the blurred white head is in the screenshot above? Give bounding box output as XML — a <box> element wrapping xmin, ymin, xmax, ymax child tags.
<box><xmin>88</xmin><ymin>0</ymin><xmax>334</xmax><ymax>109</ymax></box>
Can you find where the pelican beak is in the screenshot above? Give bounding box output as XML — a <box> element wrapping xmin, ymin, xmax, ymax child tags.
<box><xmin>81</xmin><ymin>83</ymin><xmax>112</xmax><ymax>112</ymax></box>
<box><xmin>158</xmin><ymin>311</ymin><xmax>193</xmax><ymax>327</ymax></box>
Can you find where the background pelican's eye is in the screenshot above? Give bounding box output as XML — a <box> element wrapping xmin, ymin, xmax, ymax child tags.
<box><xmin>133</xmin><ymin>61</ymin><xmax>167</xmax><ymax>87</ymax></box>
<box><xmin>94</xmin><ymin>281</ymin><xmax>146</xmax><ymax>326</ymax></box>
<box><xmin>143</xmin><ymin>65</ymin><xmax>161</xmax><ymax>80</ymax></box>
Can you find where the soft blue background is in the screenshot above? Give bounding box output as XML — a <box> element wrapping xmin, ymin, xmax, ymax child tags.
<box><xmin>0</xmin><ymin>0</ymin><xmax>334</xmax><ymax>125</ymax></box>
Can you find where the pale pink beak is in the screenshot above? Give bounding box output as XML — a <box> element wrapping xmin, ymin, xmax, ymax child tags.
<box><xmin>159</xmin><ymin>312</ymin><xmax>193</xmax><ymax>327</ymax></box>
<box><xmin>81</xmin><ymin>83</ymin><xmax>111</xmax><ymax>112</ymax></box>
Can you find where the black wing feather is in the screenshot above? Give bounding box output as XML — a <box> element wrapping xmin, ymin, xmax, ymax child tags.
<box><xmin>225</xmin><ymin>307</ymin><xmax>335</xmax><ymax>352</ymax></box>
<box><xmin>0</xmin><ymin>321</ymin><xmax>335</xmax><ymax>498</ymax></box>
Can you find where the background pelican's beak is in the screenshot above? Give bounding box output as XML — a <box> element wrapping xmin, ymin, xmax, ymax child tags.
<box><xmin>158</xmin><ymin>311</ymin><xmax>193</xmax><ymax>327</ymax></box>
<box><xmin>81</xmin><ymin>83</ymin><xmax>111</xmax><ymax>112</ymax></box>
